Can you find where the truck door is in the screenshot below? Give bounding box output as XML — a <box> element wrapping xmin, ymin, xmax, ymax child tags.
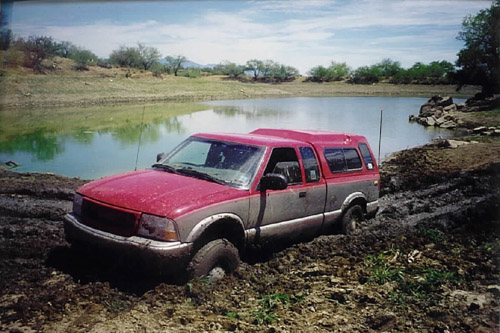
<box><xmin>248</xmin><ymin>146</ymin><xmax>326</xmax><ymax>241</ymax></box>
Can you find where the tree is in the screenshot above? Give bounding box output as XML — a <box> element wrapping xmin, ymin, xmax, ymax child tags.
<box><xmin>456</xmin><ymin>0</ymin><xmax>500</xmax><ymax>94</ymax></box>
<box><xmin>308</xmin><ymin>61</ymin><xmax>350</xmax><ymax>82</ymax></box>
<box><xmin>137</xmin><ymin>43</ymin><xmax>161</xmax><ymax>70</ymax></box>
<box><xmin>109</xmin><ymin>46</ymin><xmax>141</xmax><ymax>68</ymax></box>
<box><xmin>164</xmin><ymin>55</ymin><xmax>187</xmax><ymax>76</ymax></box>
<box><xmin>18</xmin><ymin>35</ymin><xmax>58</xmax><ymax>72</ymax></box>
<box><xmin>70</xmin><ymin>48</ymin><xmax>98</xmax><ymax>70</ymax></box>
<box><xmin>377</xmin><ymin>58</ymin><xmax>402</xmax><ymax>77</ymax></box>
<box><xmin>55</xmin><ymin>41</ymin><xmax>77</xmax><ymax>58</ymax></box>
<box><xmin>246</xmin><ymin>59</ymin><xmax>263</xmax><ymax>79</ymax></box>
<box><xmin>350</xmin><ymin>65</ymin><xmax>382</xmax><ymax>84</ymax></box>
<box><xmin>215</xmin><ymin>61</ymin><xmax>245</xmax><ymax>78</ymax></box>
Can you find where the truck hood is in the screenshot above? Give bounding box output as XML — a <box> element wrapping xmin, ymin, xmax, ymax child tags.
<box><xmin>78</xmin><ymin>169</ymin><xmax>246</xmax><ymax>219</ymax></box>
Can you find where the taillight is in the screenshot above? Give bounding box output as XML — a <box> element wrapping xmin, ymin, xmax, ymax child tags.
<box><xmin>137</xmin><ymin>214</ymin><xmax>179</xmax><ymax>242</ymax></box>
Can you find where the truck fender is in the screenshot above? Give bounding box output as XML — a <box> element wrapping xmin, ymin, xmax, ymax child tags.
<box><xmin>185</xmin><ymin>213</ymin><xmax>245</xmax><ymax>244</ymax></box>
<box><xmin>341</xmin><ymin>192</ymin><xmax>367</xmax><ymax>212</ymax></box>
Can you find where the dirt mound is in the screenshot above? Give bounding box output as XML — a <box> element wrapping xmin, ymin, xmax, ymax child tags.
<box><xmin>0</xmin><ymin>142</ymin><xmax>499</xmax><ymax>332</ymax></box>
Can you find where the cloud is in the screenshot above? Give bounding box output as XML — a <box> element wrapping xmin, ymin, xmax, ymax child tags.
<box><xmin>10</xmin><ymin>0</ymin><xmax>492</xmax><ymax>74</ymax></box>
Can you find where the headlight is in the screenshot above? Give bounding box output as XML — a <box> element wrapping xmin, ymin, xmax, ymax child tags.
<box><xmin>137</xmin><ymin>214</ymin><xmax>179</xmax><ymax>242</ymax></box>
<box><xmin>73</xmin><ymin>193</ymin><xmax>83</xmax><ymax>216</ymax></box>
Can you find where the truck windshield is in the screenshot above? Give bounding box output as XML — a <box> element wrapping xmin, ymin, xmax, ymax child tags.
<box><xmin>155</xmin><ymin>137</ymin><xmax>265</xmax><ymax>189</ymax></box>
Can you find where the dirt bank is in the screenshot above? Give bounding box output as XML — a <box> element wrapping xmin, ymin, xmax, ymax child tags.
<box><xmin>0</xmin><ymin>141</ymin><xmax>499</xmax><ymax>332</ymax></box>
<box><xmin>0</xmin><ymin>57</ymin><xmax>480</xmax><ymax>108</ymax></box>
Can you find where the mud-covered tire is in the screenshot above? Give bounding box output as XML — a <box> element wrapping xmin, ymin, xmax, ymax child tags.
<box><xmin>188</xmin><ymin>239</ymin><xmax>240</xmax><ymax>282</ymax></box>
<box><xmin>342</xmin><ymin>204</ymin><xmax>364</xmax><ymax>235</ymax></box>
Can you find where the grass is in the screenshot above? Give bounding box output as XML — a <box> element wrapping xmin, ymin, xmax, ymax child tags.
<box><xmin>417</xmin><ymin>227</ymin><xmax>444</xmax><ymax>243</ymax></box>
<box><xmin>366</xmin><ymin>245</ymin><xmax>460</xmax><ymax>307</ymax></box>
<box><xmin>252</xmin><ymin>292</ymin><xmax>292</xmax><ymax>325</ymax></box>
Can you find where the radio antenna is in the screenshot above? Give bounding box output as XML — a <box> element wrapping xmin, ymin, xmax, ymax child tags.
<box><xmin>134</xmin><ymin>106</ymin><xmax>146</xmax><ymax>171</ymax></box>
<box><xmin>378</xmin><ymin>109</ymin><xmax>383</xmax><ymax>165</ymax></box>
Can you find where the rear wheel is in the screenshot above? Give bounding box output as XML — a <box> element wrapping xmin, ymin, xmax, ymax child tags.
<box><xmin>342</xmin><ymin>204</ymin><xmax>364</xmax><ymax>235</ymax></box>
<box><xmin>188</xmin><ymin>239</ymin><xmax>240</xmax><ymax>282</ymax></box>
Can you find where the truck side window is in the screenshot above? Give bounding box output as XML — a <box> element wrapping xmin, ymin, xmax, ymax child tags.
<box><xmin>344</xmin><ymin>148</ymin><xmax>362</xmax><ymax>170</ymax></box>
<box><xmin>324</xmin><ymin>148</ymin><xmax>345</xmax><ymax>172</ymax></box>
<box><xmin>324</xmin><ymin>147</ymin><xmax>362</xmax><ymax>173</ymax></box>
<box><xmin>358</xmin><ymin>143</ymin><xmax>375</xmax><ymax>170</ymax></box>
<box><xmin>299</xmin><ymin>147</ymin><xmax>320</xmax><ymax>183</ymax></box>
<box><xmin>264</xmin><ymin>147</ymin><xmax>302</xmax><ymax>185</ymax></box>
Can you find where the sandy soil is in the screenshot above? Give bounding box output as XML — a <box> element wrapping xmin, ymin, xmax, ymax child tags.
<box><xmin>0</xmin><ymin>140</ymin><xmax>499</xmax><ymax>332</ymax></box>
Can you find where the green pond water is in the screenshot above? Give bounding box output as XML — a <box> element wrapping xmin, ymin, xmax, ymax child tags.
<box><xmin>0</xmin><ymin>97</ymin><xmax>463</xmax><ymax>179</ymax></box>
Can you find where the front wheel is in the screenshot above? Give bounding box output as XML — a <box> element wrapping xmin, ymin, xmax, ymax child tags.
<box><xmin>342</xmin><ymin>205</ymin><xmax>365</xmax><ymax>235</ymax></box>
<box><xmin>188</xmin><ymin>239</ymin><xmax>240</xmax><ymax>282</ymax></box>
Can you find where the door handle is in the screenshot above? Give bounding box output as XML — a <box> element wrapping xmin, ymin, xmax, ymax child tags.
<box><xmin>299</xmin><ymin>192</ymin><xmax>307</xmax><ymax>198</ymax></box>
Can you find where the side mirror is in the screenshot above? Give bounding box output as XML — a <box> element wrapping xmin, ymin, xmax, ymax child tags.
<box><xmin>260</xmin><ymin>173</ymin><xmax>288</xmax><ymax>191</ymax></box>
<box><xmin>156</xmin><ymin>152</ymin><xmax>166</xmax><ymax>162</ymax></box>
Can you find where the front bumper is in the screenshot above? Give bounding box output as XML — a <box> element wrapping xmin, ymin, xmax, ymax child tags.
<box><xmin>63</xmin><ymin>213</ymin><xmax>193</xmax><ymax>274</ymax></box>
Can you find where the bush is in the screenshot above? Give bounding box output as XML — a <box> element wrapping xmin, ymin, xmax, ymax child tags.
<box><xmin>16</xmin><ymin>35</ymin><xmax>58</xmax><ymax>72</ymax></box>
<box><xmin>180</xmin><ymin>68</ymin><xmax>201</xmax><ymax>78</ymax></box>
<box><xmin>350</xmin><ymin>65</ymin><xmax>382</xmax><ymax>84</ymax></box>
<box><xmin>70</xmin><ymin>48</ymin><xmax>98</xmax><ymax>70</ymax></box>
<box><xmin>308</xmin><ymin>61</ymin><xmax>350</xmax><ymax>82</ymax></box>
<box><xmin>109</xmin><ymin>46</ymin><xmax>141</xmax><ymax>68</ymax></box>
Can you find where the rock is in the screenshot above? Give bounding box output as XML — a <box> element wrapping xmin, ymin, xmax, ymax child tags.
<box><xmin>492</xmin><ymin>130</ymin><xmax>500</xmax><ymax>137</ymax></box>
<box><xmin>487</xmin><ymin>285</ymin><xmax>500</xmax><ymax>297</ymax></box>
<box><xmin>409</xmin><ymin>115</ymin><xmax>416</xmax><ymax>122</ymax></box>
<box><xmin>443</xmin><ymin>104</ymin><xmax>457</xmax><ymax>112</ymax></box>
<box><xmin>451</xmin><ymin>290</ymin><xmax>488</xmax><ymax>310</ymax></box>
<box><xmin>440</xmin><ymin>120</ymin><xmax>457</xmax><ymax>129</ymax></box>
<box><xmin>419</xmin><ymin>104</ymin><xmax>434</xmax><ymax>117</ymax></box>
<box><xmin>473</xmin><ymin>126</ymin><xmax>487</xmax><ymax>134</ymax></box>
<box><xmin>426</xmin><ymin>117</ymin><xmax>436</xmax><ymax>126</ymax></box>
<box><xmin>441</xmin><ymin>140</ymin><xmax>472</xmax><ymax>148</ymax></box>
<box><xmin>456</xmin><ymin>102</ymin><xmax>466</xmax><ymax>110</ymax></box>
<box><xmin>437</xmin><ymin>96</ymin><xmax>453</xmax><ymax>107</ymax></box>
<box><xmin>435</xmin><ymin>117</ymin><xmax>446</xmax><ymax>126</ymax></box>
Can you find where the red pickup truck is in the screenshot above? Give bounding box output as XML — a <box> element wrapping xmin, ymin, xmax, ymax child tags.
<box><xmin>64</xmin><ymin>129</ymin><xmax>379</xmax><ymax>281</ymax></box>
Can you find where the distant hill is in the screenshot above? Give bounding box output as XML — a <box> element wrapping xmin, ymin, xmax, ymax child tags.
<box><xmin>159</xmin><ymin>59</ymin><xmax>215</xmax><ymax>69</ymax></box>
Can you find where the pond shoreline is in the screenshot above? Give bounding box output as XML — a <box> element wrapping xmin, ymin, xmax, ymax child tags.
<box><xmin>0</xmin><ymin>69</ymin><xmax>481</xmax><ymax>109</ymax></box>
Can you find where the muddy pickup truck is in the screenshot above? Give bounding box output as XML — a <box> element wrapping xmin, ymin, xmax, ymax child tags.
<box><xmin>64</xmin><ymin>129</ymin><xmax>380</xmax><ymax>280</ymax></box>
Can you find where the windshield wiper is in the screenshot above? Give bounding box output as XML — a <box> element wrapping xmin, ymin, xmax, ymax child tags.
<box><xmin>151</xmin><ymin>163</ymin><xmax>179</xmax><ymax>174</ymax></box>
<box><xmin>175</xmin><ymin>169</ymin><xmax>226</xmax><ymax>185</ymax></box>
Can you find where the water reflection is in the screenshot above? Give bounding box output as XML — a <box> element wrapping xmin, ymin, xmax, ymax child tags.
<box><xmin>0</xmin><ymin>130</ymin><xmax>64</xmax><ymax>161</ymax></box>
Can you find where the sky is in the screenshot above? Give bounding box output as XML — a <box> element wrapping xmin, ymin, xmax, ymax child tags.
<box><xmin>2</xmin><ymin>0</ymin><xmax>493</xmax><ymax>74</ymax></box>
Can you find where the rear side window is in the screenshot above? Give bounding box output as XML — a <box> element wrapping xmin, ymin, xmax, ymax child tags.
<box><xmin>324</xmin><ymin>148</ymin><xmax>362</xmax><ymax>173</ymax></box>
<box><xmin>358</xmin><ymin>143</ymin><xmax>375</xmax><ymax>170</ymax></box>
<box><xmin>299</xmin><ymin>147</ymin><xmax>320</xmax><ymax>183</ymax></box>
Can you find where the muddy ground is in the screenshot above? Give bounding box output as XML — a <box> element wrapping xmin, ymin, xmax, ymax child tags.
<box><xmin>0</xmin><ymin>140</ymin><xmax>499</xmax><ymax>332</ymax></box>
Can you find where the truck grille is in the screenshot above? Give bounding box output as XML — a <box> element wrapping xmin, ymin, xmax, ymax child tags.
<box><xmin>81</xmin><ymin>199</ymin><xmax>139</xmax><ymax>237</ymax></box>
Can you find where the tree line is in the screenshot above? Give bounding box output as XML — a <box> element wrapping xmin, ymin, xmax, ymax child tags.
<box><xmin>308</xmin><ymin>59</ymin><xmax>456</xmax><ymax>85</ymax></box>
<box><xmin>0</xmin><ymin>0</ymin><xmax>498</xmax><ymax>93</ymax></box>
<box><xmin>0</xmin><ymin>35</ymin><xmax>461</xmax><ymax>85</ymax></box>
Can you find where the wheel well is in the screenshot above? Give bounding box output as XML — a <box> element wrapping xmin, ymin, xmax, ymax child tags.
<box><xmin>193</xmin><ymin>218</ymin><xmax>245</xmax><ymax>254</ymax></box>
<box><xmin>345</xmin><ymin>197</ymin><xmax>367</xmax><ymax>214</ymax></box>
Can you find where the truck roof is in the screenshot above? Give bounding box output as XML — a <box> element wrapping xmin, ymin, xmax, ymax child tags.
<box><xmin>195</xmin><ymin>129</ymin><xmax>368</xmax><ymax>147</ymax></box>
<box><xmin>250</xmin><ymin>128</ymin><xmax>367</xmax><ymax>146</ymax></box>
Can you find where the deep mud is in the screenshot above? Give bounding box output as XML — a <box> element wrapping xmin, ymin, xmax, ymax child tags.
<box><xmin>0</xmin><ymin>141</ymin><xmax>499</xmax><ymax>332</ymax></box>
